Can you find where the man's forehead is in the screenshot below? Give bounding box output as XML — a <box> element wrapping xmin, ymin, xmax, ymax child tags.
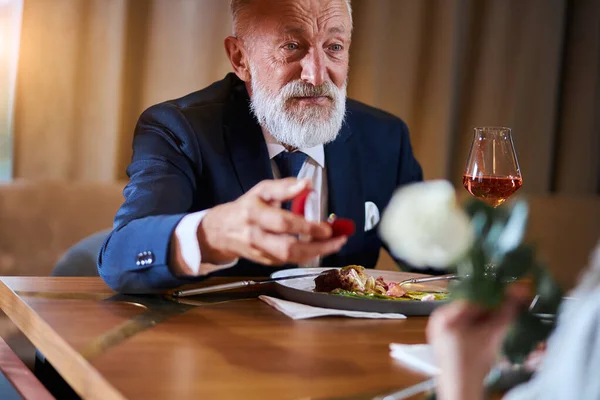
<box><xmin>283</xmin><ymin>25</ymin><xmax>348</xmax><ymax>35</ymax></box>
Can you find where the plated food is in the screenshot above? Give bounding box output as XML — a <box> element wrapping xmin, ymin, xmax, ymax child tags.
<box><xmin>272</xmin><ymin>267</ymin><xmax>447</xmax><ymax>315</ymax></box>
<box><xmin>314</xmin><ymin>265</ymin><xmax>449</xmax><ymax>301</ymax></box>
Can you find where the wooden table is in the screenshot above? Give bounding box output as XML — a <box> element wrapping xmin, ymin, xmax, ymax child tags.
<box><xmin>0</xmin><ymin>277</ymin><xmax>432</xmax><ymax>400</ymax></box>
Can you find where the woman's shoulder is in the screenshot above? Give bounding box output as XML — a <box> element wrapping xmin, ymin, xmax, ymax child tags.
<box><xmin>505</xmin><ymin>241</ymin><xmax>600</xmax><ymax>400</ymax></box>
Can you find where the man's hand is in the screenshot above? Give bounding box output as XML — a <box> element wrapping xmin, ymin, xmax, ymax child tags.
<box><xmin>197</xmin><ymin>178</ymin><xmax>347</xmax><ymax>266</ymax></box>
<box><xmin>426</xmin><ymin>285</ymin><xmax>529</xmax><ymax>400</ymax></box>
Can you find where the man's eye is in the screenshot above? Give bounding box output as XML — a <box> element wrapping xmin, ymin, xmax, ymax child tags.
<box><xmin>283</xmin><ymin>43</ymin><xmax>299</xmax><ymax>51</ymax></box>
<box><xmin>330</xmin><ymin>44</ymin><xmax>343</xmax><ymax>51</ymax></box>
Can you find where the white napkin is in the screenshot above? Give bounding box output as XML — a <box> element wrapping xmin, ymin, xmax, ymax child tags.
<box><xmin>259</xmin><ymin>295</ymin><xmax>406</xmax><ymax>320</ymax></box>
<box><xmin>389</xmin><ymin>343</ymin><xmax>440</xmax><ymax>376</ymax></box>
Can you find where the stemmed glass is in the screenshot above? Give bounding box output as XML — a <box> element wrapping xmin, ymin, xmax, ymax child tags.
<box><xmin>463</xmin><ymin>127</ymin><xmax>522</xmax><ymax>208</ymax></box>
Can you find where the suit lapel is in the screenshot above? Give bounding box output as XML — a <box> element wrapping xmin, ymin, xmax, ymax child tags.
<box><xmin>223</xmin><ymin>85</ymin><xmax>273</xmax><ymax>193</ymax></box>
<box><xmin>323</xmin><ymin>121</ymin><xmax>365</xmax><ymax>261</ymax></box>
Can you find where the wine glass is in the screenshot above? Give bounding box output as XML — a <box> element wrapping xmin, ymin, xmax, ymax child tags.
<box><xmin>463</xmin><ymin>127</ymin><xmax>522</xmax><ymax>208</ymax></box>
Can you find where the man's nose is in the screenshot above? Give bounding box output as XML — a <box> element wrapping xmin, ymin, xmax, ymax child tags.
<box><xmin>300</xmin><ymin>48</ymin><xmax>326</xmax><ymax>87</ymax></box>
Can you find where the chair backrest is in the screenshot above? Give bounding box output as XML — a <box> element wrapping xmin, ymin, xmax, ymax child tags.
<box><xmin>0</xmin><ymin>180</ymin><xmax>125</xmax><ymax>276</ymax></box>
<box><xmin>526</xmin><ymin>195</ymin><xmax>599</xmax><ymax>290</ymax></box>
<box><xmin>376</xmin><ymin>195</ymin><xmax>600</xmax><ymax>291</ymax></box>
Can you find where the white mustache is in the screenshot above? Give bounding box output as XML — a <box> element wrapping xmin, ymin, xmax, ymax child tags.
<box><xmin>281</xmin><ymin>80</ymin><xmax>336</xmax><ymax>99</ymax></box>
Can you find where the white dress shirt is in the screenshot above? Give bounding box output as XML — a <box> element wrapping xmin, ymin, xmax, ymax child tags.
<box><xmin>174</xmin><ymin>130</ymin><xmax>328</xmax><ymax>275</ymax></box>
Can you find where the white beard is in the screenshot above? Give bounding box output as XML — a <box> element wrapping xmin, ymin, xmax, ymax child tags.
<box><xmin>249</xmin><ymin>65</ymin><xmax>347</xmax><ymax>149</ymax></box>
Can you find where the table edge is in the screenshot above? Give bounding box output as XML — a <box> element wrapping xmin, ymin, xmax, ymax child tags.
<box><xmin>0</xmin><ymin>281</ymin><xmax>126</xmax><ymax>400</ymax></box>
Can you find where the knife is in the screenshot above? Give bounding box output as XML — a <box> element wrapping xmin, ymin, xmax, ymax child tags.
<box><xmin>171</xmin><ymin>272</ymin><xmax>325</xmax><ymax>298</ymax></box>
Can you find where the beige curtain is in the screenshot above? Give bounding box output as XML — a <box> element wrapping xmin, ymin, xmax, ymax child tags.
<box><xmin>13</xmin><ymin>0</ymin><xmax>600</xmax><ymax>195</ymax></box>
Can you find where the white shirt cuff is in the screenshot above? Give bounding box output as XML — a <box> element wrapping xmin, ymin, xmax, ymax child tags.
<box><xmin>174</xmin><ymin>210</ymin><xmax>239</xmax><ymax>275</ymax></box>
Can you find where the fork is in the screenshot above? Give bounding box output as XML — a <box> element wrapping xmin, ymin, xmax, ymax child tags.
<box><xmin>397</xmin><ymin>274</ymin><xmax>459</xmax><ymax>287</ymax></box>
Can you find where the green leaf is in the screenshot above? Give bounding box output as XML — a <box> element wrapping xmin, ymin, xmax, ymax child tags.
<box><xmin>533</xmin><ymin>265</ymin><xmax>563</xmax><ymax>313</ymax></box>
<box><xmin>464</xmin><ymin>198</ymin><xmax>498</xmax><ymax>220</ymax></box>
<box><xmin>495</xmin><ymin>245</ymin><xmax>535</xmax><ymax>281</ymax></box>
<box><xmin>482</xmin><ymin>220</ymin><xmax>507</xmax><ymax>257</ymax></box>
<box><xmin>502</xmin><ymin>310</ymin><xmax>556</xmax><ymax>363</ymax></box>
<box><xmin>496</xmin><ymin>200</ymin><xmax>529</xmax><ymax>254</ymax></box>
<box><xmin>483</xmin><ymin>200</ymin><xmax>529</xmax><ymax>263</ymax></box>
<box><xmin>451</xmin><ymin>276</ymin><xmax>504</xmax><ymax>308</ymax></box>
<box><xmin>465</xmin><ymin>199</ymin><xmax>498</xmax><ymax>241</ymax></box>
<box><xmin>470</xmin><ymin>246</ymin><xmax>488</xmax><ymax>278</ymax></box>
<box><xmin>471</xmin><ymin>212</ymin><xmax>490</xmax><ymax>239</ymax></box>
<box><xmin>464</xmin><ymin>198</ymin><xmax>527</xmax><ymax>266</ymax></box>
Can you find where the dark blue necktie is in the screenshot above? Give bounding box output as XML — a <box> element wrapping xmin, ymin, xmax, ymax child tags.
<box><xmin>273</xmin><ymin>151</ymin><xmax>308</xmax><ymax>179</ymax></box>
<box><xmin>273</xmin><ymin>151</ymin><xmax>308</xmax><ymax>210</ymax></box>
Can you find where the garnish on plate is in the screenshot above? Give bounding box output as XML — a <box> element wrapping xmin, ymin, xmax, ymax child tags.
<box><xmin>314</xmin><ymin>265</ymin><xmax>448</xmax><ymax>301</ymax></box>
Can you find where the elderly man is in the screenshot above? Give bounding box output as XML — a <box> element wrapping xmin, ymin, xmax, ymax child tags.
<box><xmin>98</xmin><ymin>0</ymin><xmax>423</xmax><ymax>293</ymax></box>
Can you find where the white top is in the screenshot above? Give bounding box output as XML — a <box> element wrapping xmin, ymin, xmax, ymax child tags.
<box><xmin>504</xmin><ymin>242</ymin><xmax>600</xmax><ymax>400</ymax></box>
<box><xmin>174</xmin><ymin>131</ymin><xmax>328</xmax><ymax>275</ymax></box>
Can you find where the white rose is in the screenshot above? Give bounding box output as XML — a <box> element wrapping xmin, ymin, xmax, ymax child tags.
<box><xmin>379</xmin><ymin>180</ymin><xmax>474</xmax><ymax>269</ymax></box>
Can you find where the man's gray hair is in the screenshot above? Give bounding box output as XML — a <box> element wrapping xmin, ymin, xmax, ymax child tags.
<box><xmin>230</xmin><ymin>0</ymin><xmax>352</xmax><ymax>37</ymax></box>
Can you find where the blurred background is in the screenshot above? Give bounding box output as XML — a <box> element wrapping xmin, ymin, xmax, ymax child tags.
<box><xmin>0</xmin><ymin>0</ymin><xmax>599</xmax><ymax>284</ymax></box>
<box><xmin>3</xmin><ymin>0</ymin><xmax>598</xmax><ymax>193</ymax></box>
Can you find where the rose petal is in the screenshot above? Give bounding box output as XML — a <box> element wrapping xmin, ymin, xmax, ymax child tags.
<box><xmin>379</xmin><ymin>180</ymin><xmax>474</xmax><ymax>269</ymax></box>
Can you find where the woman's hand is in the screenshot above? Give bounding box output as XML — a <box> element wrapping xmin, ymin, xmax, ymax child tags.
<box><xmin>426</xmin><ymin>285</ymin><xmax>529</xmax><ymax>400</ymax></box>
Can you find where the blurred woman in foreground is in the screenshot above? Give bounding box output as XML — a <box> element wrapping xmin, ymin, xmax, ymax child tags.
<box><xmin>427</xmin><ymin>243</ymin><xmax>600</xmax><ymax>400</ymax></box>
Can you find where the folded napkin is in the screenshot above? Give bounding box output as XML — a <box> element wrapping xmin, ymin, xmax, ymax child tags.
<box><xmin>259</xmin><ymin>295</ymin><xmax>406</xmax><ymax>320</ymax></box>
<box><xmin>389</xmin><ymin>343</ymin><xmax>440</xmax><ymax>376</ymax></box>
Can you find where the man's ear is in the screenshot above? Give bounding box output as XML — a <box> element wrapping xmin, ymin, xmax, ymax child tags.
<box><xmin>224</xmin><ymin>36</ymin><xmax>251</xmax><ymax>82</ymax></box>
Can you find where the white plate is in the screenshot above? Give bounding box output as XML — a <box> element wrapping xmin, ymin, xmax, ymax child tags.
<box><xmin>271</xmin><ymin>268</ymin><xmax>448</xmax><ymax>316</ymax></box>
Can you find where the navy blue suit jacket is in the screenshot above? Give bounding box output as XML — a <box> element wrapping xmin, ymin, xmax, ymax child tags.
<box><xmin>98</xmin><ymin>74</ymin><xmax>423</xmax><ymax>293</ymax></box>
